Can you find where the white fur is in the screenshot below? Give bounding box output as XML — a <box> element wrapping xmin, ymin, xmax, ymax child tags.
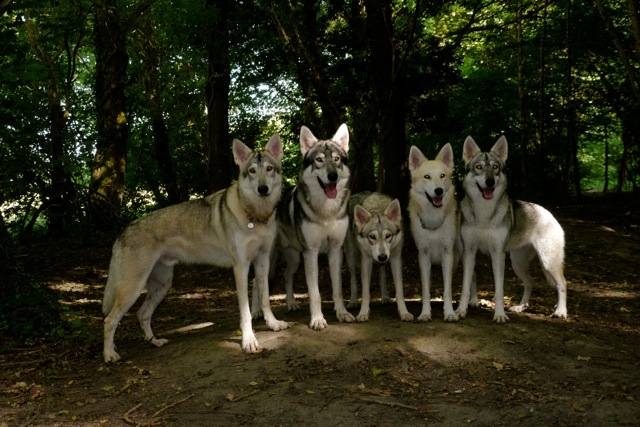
<box><xmin>408</xmin><ymin>143</ymin><xmax>464</xmax><ymax>322</ymax></box>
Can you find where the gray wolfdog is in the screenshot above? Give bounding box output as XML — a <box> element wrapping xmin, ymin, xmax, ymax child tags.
<box><xmin>343</xmin><ymin>192</ymin><xmax>413</xmax><ymax>322</ymax></box>
<box><xmin>408</xmin><ymin>143</ymin><xmax>466</xmax><ymax>322</ymax></box>
<box><xmin>102</xmin><ymin>134</ymin><xmax>288</xmax><ymax>362</ymax></box>
<box><xmin>271</xmin><ymin>124</ymin><xmax>356</xmax><ymax>330</ymax></box>
<box><xmin>456</xmin><ymin>136</ymin><xmax>568</xmax><ymax>323</ymax></box>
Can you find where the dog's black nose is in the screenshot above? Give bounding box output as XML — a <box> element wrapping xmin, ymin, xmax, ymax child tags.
<box><xmin>258</xmin><ymin>185</ymin><xmax>269</xmax><ymax>195</ymax></box>
<box><xmin>485</xmin><ymin>178</ymin><xmax>495</xmax><ymax>188</ymax></box>
<box><xmin>328</xmin><ymin>172</ymin><xmax>338</xmax><ymax>182</ymax></box>
<box><xmin>435</xmin><ymin>187</ymin><xmax>443</xmax><ymax>196</ymax></box>
<box><xmin>377</xmin><ymin>254</ymin><xmax>388</xmax><ymax>262</ymax></box>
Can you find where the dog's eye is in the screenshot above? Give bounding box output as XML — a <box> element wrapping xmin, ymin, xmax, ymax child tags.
<box><xmin>249</xmin><ymin>167</ymin><xmax>256</xmax><ymax>174</ymax></box>
<box><xmin>475</xmin><ymin>164</ymin><xmax>483</xmax><ymax>171</ymax></box>
<box><xmin>424</xmin><ymin>174</ymin><xmax>431</xmax><ymax>180</ymax></box>
<box><xmin>384</xmin><ymin>232</ymin><xmax>393</xmax><ymax>241</ymax></box>
<box><xmin>440</xmin><ymin>173</ymin><xmax>445</xmax><ymax>179</ymax></box>
<box><xmin>266</xmin><ymin>165</ymin><xmax>274</xmax><ymax>172</ymax></box>
<box><xmin>333</xmin><ymin>155</ymin><xmax>340</xmax><ymax>163</ymax></box>
<box><xmin>315</xmin><ymin>157</ymin><xmax>323</xmax><ymax>163</ymax></box>
<box><xmin>492</xmin><ymin>164</ymin><xmax>499</xmax><ymax>171</ymax></box>
<box><xmin>368</xmin><ymin>234</ymin><xmax>377</xmax><ymax>241</ymax></box>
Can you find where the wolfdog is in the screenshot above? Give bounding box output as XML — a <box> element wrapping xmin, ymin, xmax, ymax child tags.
<box><xmin>343</xmin><ymin>192</ymin><xmax>413</xmax><ymax>322</ymax></box>
<box><xmin>456</xmin><ymin>136</ymin><xmax>568</xmax><ymax>323</ymax></box>
<box><xmin>272</xmin><ymin>124</ymin><xmax>355</xmax><ymax>330</ymax></box>
<box><xmin>408</xmin><ymin>143</ymin><xmax>466</xmax><ymax>322</ymax></box>
<box><xmin>102</xmin><ymin>134</ymin><xmax>288</xmax><ymax>362</ymax></box>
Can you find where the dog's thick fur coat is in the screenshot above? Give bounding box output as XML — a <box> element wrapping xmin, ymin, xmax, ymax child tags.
<box><xmin>456</xmin><ymin>136</ymin><xmax>568</xmax><ymax>323</ymax></box>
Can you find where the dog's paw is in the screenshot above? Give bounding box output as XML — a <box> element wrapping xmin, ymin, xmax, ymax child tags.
<box><xmin>287</xmin><ymin>299</ymin><xmax>301</xmax><ymax>312</ymax></box>
<box><xmin>104</xmin><ymin>350</ymin><xmax>121</xmax><ymax>363</ymax></box>
<box><xmin>356</xmin><ymin>312</ymin><xmax>370</xmax><ymax>322</ymax></box>
<box><xmin>150</xmin><ymin>337</ymin><xmax>169</xmax><ymax>347</ymax></box>
<box><xmin>417</xmin><ymin>313</ymin><xmax>432</xmax><ymax>322</ymax></box>
<box><xmin>337</xmin><ymin>311</ymin><xmax>356</xmax><ymax>323</ymax></box>
<box><xmin>552</xmin><ymin>307</ymin><xmax>568</xmax><ymax>319</ymax></box>
<box><xmin>509</xmin><ymin>304</ymin><xmax>528</xmax><ymax>314</ymax></box>
<box><xmin>399</xmin><ymin>312</ymin><xmax>414</xmax><ymax>322</ymax></box>
<box><xmin>469</xmin><ymin>298</ymin><xmax>479</xmax><ymax>308</ymax></box>
<box><xmin>309</xmin><ymin>316</ymin><xmax>328</xmax><ymax>331</ymax></box>
<box><xmin>455</xmin><ymin>308</ymin><xmax>468</xmax><ymax>319</ymax></box>
<box><xmin>443</xmin><ymin>312</ymin><xmax>459</xmax><ymax>322</ymax></box>
<box><xmin>493</xmin><ymin>313</ymin><xmax>510</xmax><ymax>324</ymax></box>
<box><xmin>241</xmin><ymin>335</ymin><xmax>261</xmax><ymax>353</ymax></box>
<box><xmin>268</xmin><ymin>319</ymin><xmax>290</xmax><ymax>332</ymax></box>
<box><xmin>347</xmin><ymin>300</ymin><xmax>360</xmax><ymax>309</ymax></box>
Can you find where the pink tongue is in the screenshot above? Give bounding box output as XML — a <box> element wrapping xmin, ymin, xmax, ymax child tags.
<box><xmin>432</xmin><ymin>197</ymin><xmax>443</xmax><ymax>207</ymax></box>
<box><xmin>325</xmin><ymin>183</ymin><xmax>337</xmax><ymax>199</ymax></box>
<box><xmin>483</xmin><ymin>188</ymin><xmax>494</xmax><ymax>200</ymax></box>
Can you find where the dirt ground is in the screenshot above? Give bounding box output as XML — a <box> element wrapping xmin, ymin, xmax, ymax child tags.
<box><xmin>1</xmin><ymin>194</ymin><xmax>640</xmax><ymax>426</ymax></box>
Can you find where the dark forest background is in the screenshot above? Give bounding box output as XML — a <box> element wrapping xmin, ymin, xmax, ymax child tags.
<box><xmin>1</xmin><ymin>0</ymin><xmax>639</xmax><ymax>342</ymax></box>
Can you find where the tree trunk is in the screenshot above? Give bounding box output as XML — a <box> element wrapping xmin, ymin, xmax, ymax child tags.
<box><xmin>516</xmin><ymin>0</ymin><xmax>528</xmax><ymax>195</ymax></box>
<box><xmin>364</xmin><ymin>0</ymin><xmax>409</xmax><ymax>201</ymax></box>
<box><xmin>141</xmin><ymin>13</ymin><xmax>181</xmax><ymax>205</ymax></box>
<box><xmin>91</xmin><ymin>0</ymin><xmax>129</xmax><ymax>225</ymax></box>
<box><xmin>205</xmin><ymin>0</ymin><xmax>232</xmax><ymax>193</ymax></box>
<box><xmin>565</xmin><ymin>0</ymin><xmax>581</xmax><ymax>199</ymax></box>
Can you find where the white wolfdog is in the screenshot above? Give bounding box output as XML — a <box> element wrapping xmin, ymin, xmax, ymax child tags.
<box><xmin>270</xmin><ymin>124</ymin><xmax>355</xmax><ymax>331</ymax></box>
<box><xmin>408</xmin><ymin>143</ymin><xmax>466</xmax><ymax>322</ymax></box>
<box><xmin>102</xmin><ymin>134</ymin><xmax>288</xmax><ymax>362</ymax></box>
<box><xmin>343</xmin><ymin>192</ymin><xmax>413</xmax><ymax>322</ymax></box>
<box><xmin>456</xmin><ymin>136</ymin><xmax>568</xmax><ymax>323</ymax></box>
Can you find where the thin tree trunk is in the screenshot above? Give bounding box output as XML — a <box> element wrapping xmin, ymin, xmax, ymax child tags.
<box><xmin>565</xmin><ymin>0</ymin><xmax>581</xmax><ymax>199</ymax></box>
<box><xmin>516</xmin><ymin>0</ymin><xmax>528</xmax><ymax>195</ymax></box>
<box><xmin>141</xmin><ymin>13</ymin><xmax>181</xmax><ymax>205</ymax></box>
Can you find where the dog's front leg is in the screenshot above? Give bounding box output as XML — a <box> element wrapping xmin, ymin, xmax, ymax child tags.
<box><xmin>456</xmin><ymin>247</ymin><xmax>477</xmax><ymax>319</ymax></box>
<box><xmin>490</xmin><ymin>251</ymin><xmax>509</xmax><ymax>324</ymax></box>
<box><xmin>356</xmin><ymin>255</ymin><xmax>373</xmax><ymax>322</ymax></box>
<box><xmin>329</xmin><ymin>245</ymin><xmax>355</xmax><ymax>323</ymax></box>
<box><xmin>417</xmin><ymin>251</ymin><xmax>433</xmax><ymax>322</ymax></box>
<box><xmin>254</xmin><ymin>252</ymin><xmax>289</xmax><ymax>333</ymax></box>
<box><xmin>303</xmin><ymin>248</ymin><xmax>327</xmax><ymax>330</ymax></box>
<box><xmin>441</xmin><ymin>250</ymin><xmax>458</xmax><ymax>322</ymax></box>
<box><xmin>390</xmin><ymin>253</ymin><xmax>413</xmax><ymax>321</ymax></box>
<box><xmin>233</xmin><ymin>264</ymin><xmax>260</xmax><ymax>353</ymax></box>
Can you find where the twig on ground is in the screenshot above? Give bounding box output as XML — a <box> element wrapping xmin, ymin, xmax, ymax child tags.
<box><xmin>357</xmin><ymin>396</ymin><xmax>418</xmax><ymax>411</ymax></box>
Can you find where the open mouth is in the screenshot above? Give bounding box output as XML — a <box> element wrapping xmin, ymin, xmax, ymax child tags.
<box><xmin>425</xmin><ymin>192</ymin><xmax>443</xmax><ymax>208</ymax></box>
<box><xmin>477</xmin><ymin>183</ymin><xmax>494</xmax><ymax>200</ymax></box>
<box><xmin>318</xmin><ymin>177</ymin><xmax>338</xmax><ymax>199</ymax></box>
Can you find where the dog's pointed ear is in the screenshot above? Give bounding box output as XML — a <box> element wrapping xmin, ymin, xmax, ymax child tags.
<box><xmin>232</xmin><ymin>139</ymin><xmax>252</xmax><ymax>166</ymax></box>
<box><xmin>332</xmin><ymin>123</ymin><xmax>349</xmax><ymax>153</ymax></box>
<box><xmin>408</xmin><ymin>146</ymin><xmax>425</xmax><ymax>174</ymax></box>
<box><xmin>436</xmin><ymin>143</ymin><xmax>454</xmax><ymax>169</ymax></box>
<box><xmin>463</xmin><ymin>136</ymin><xmax>480</xmax><ymax>165</ymax></box>
<box><xmin>266</xmin><ymin>133</ymin><xmax>283</xmax><ymax>162</ymax></box>
<box><xmin>384</xmin><ymin>199</ymin><xmax>402</xmax><ymax>227</ymax></box>
<box><xmin>491</xmin><ymin>135</ymin><xmax>508</xmax><ymax>163</ymax></box>
<box><xmin>354</xmin><ymin>204</ymin><xmax>372</xmax><ymax>231</ymax></box>
<box><xmin>300</xmin><ymin>126</ymin><xmax>317</xmax><ymax>156</ymax></box>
